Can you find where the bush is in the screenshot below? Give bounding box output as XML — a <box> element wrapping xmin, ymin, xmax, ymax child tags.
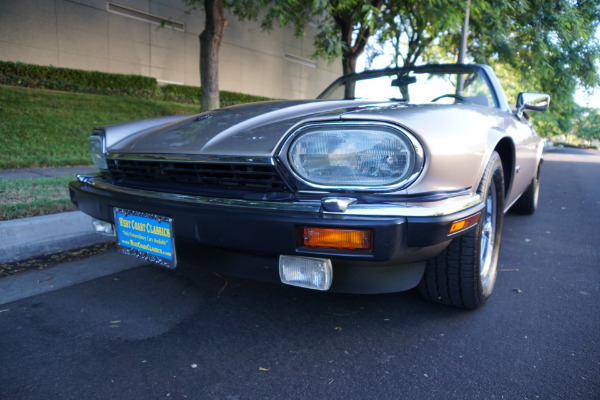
<box><xmin>220</xmin><ymin>90</ymin><xmax>273</xmax><ymax>107</ymax></box>
<box><xmin>160</xmin><ymin>84</ymin><xmax>202</xmax><ymax>105</ymax></box>
<box><xmin>161</xmin><ymin>85</ymin><xmax>274</xmax><ymax>106</ymax></box>
<box><xmin>0</xmin><ymin>61</ymin><xmax>157</xmax><ymax>92</ymax></box>
<box><xmin>161</xmin><ymin>84</ymin><xmax>201</xmax><ymax>103</ymax></box>
<box><xmin>0</xmin><ymin>60</ymin><xmax>274</xmax><ymax>106</ymax></box>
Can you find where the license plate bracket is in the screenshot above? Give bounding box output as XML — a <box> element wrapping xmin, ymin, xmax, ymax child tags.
<box><xmin>113</xmin><ymin>208</ymin><xmax>176</xmax><ymax>268</ymax></box>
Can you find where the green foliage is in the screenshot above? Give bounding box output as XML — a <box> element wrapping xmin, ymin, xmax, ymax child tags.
<box><xmin>371</xmin><ymin>0</ymin><xmax>465</xmax><ymax>68</ymax></box>
<box><xmin>572</xmin><ymin>107</ymin><xmax>600</xmax><ymax>141</ymax></box>
<box><xmin>0</xmin><ymin>61</ymin><xmax>273</xmax><ymax>107</ymax></box>
<box><xmin>361</xmin><ymin>0</ymin><xmax>600</xmax><ymax>136</ymax></box>
<box><xmin>161</xmin><ymin>84</ymin><xmax>273</xmax><ymax>106</ymax></box>
<box><xmin>180</xmin><ymin>0</ymin><xmax>267</xmax><ymax>110</ymax></box>
<box><xmin>161</xmin><ymin>84</ymin><xmax>203</xmax><ymax>104</ymax></box>
<box><xmin>0</xmin><ymin>176</ymin><xmax>76</xmax><ymax>221</ymax></box>
<box><xmin>0</xmin><ymin>85</ymin><xmax>199</xmax><ymax>169</ymax></box>
<box><xmin>0</xmin><ymin>61</ymin><xmax>157</xmax><ymax>91</ymax></box>
<box><xmin>0</xmin><ymin>61</ymin><xmax>161</xmax><ymax>100</ymax></box>
<box><xmin>317</xmin><ymin>0</ymin><xmax>385</xmax><ymax>73</ymax></box>
<box><xmin>264</xmin><ymin>0</ymin><xmax>385</xmax><ymax>74</ymax></box>
<box><xmin>219</xmin><ymin>90</ymin><xmax>273</xmax><ymax>106</ymax></box>
<box><xmin>467</xmin><ymin>0</ymin><xmax>600</xmax><ymax>136</ymax></box>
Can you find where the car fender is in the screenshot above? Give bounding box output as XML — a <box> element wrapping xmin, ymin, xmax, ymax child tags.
<box><xmin>98</xmin><ymin>114</ymin><xmax>196</xmax><ymax>148</ymax></box>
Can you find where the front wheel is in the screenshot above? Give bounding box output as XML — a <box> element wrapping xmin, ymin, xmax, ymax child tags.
<box><xmin>418</xmin><ymin>152</ymin><xmax>505</xmax><ymax>309</ymax></box>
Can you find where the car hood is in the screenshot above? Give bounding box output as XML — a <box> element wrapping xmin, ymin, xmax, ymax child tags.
<box><xmin>108</xmin><ymin>100</ymin><xmax>384</xmax><ymax>157</ymax></box>
<box><xmin>107</xmin><ymin>99</ymin><xmax>484</xmax><ymax>157</ymax></box>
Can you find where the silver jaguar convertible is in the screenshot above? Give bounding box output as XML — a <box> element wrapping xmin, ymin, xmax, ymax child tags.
<box><xmin>69</xmin><ymin>64</ymin><xmax>549</xmax><ymax>309</ymax></box>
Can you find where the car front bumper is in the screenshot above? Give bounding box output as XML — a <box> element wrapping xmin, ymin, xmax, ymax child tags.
<box><xmin>69</xmin><ymin>175</ymin><xmax>484</xmax><ymax>293</ymax></box>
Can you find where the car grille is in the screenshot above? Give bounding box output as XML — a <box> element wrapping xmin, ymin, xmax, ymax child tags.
<box><xmin>106</xmin><ymin>159</ymin><xmax>290</xmax><ymax>192</ymax></box>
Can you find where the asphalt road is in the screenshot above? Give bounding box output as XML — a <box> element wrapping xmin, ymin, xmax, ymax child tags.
<box><xmin>1</xmin><ymin>147</ymin><xmax>599</xmax><ymax>400</ymax></box>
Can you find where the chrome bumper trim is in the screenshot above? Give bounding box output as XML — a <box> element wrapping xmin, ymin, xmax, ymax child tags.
<box><xmin>77</xmin><ymin>175</ymin><xmax>482</xmax><ymax>218</ymax></box>
<box><xmin>341</xmin><ymin>194</ymin><xmax>483</xmax><ymax>217</ymax></box>
<box><xmin>106</xmin><ymin>153</ymin><xmax>274</xmax><ymax>165</ymax></box>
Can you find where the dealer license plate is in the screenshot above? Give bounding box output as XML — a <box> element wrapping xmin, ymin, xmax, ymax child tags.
<box><xmin>113</xmin><ymin>208</ymin><xmax>176</xmax><ymax>268</ymax></box>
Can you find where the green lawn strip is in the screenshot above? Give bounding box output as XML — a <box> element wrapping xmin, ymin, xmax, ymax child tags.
<box><xmin>0</xmin><ymin>176</ymin><xmax>77</xmax><ymax>220</ymax></box>
<box><xmin>0</xmin><ymin>85</ymin><xmax>200</xmax><ymax>169</ymax></box>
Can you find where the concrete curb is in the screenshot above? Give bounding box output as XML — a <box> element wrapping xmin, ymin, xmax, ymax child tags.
<box><xmin>0</xmin><ymin>211</ymin><xmax>111</xmax><ymax>264</ymax></box>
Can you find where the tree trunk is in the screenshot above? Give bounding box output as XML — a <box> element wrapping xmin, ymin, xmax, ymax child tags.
<box><xmin>336</xmin><ymin>0</ymin><xmax>384</xmax><ymax>99</ymax></box>
<box><xmin>342</xmin><ymin>52</ymin><xmax>357</xmax><ymax>99</ymax></box>
<box><xmin>342</xmin><ymin>51</ymin><xmax>357</xmax><ymax>76</ymax></box>
<box><xmin>200</xmin><ymin>0</ymin><xmax>227</xmax><ymax>111</ymax></box>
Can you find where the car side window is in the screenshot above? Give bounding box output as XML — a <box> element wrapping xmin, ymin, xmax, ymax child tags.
<box><xmin>461</xmin><ymin>71</ymin><xmax>494</xmax><ymax>107</ymax></box>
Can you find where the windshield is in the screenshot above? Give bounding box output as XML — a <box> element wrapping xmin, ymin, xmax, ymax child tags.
<box><xmin>318</xmin><ymin>66</ymin><xmax>497</xmax><ymax>108</ymax></box>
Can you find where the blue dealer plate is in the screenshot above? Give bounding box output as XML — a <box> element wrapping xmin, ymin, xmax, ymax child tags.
<box><xmin>113</xmin><ymin>208</ymin><xmax>176</xmax><ymax>268</ymax></box>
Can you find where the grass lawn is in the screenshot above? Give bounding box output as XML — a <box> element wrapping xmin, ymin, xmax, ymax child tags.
<box><xmin>0</xmin><ymin>176</ymin><xmax>76</xmax><ymax>220</ymax></box>
<box><xmin>0</xmin><ymin>85</ymin><xmax>202</xmax><ymax>219</ymax></box>
<box><xmin>0</xmin><ymin>85</ymin><xmax>200</xmax><ymax>169</ymax></box>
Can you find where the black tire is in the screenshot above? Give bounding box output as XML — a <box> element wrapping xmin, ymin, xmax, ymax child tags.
<box><xmin>511</xmin><ymin>165</ymin><xmax>540</xmax><ymax>215</ymax></box>
<box><xmin>418</xmin><ymin>151</ymin><xmax>505</xmax><ymax>309</ymax></box>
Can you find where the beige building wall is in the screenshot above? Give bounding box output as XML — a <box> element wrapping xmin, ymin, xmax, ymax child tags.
<box><xmin>0</xmin><ymin>0</ymin><xmax>341</xmax><ymax>99</ymax></box>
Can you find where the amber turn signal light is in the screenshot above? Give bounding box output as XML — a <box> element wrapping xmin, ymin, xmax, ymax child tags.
<box><xmin>303</xmin><ymin>227</ymin><xmax>372</xmax><ymax>250</ymax></box>
<box><xmin>448</xmin><ymin>212</ymin><xmax>482</xmax><ymax>234</ymax></box>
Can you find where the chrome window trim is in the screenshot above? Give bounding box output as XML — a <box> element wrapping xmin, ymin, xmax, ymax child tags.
<box><xmin>277</xmin><ymin>121</ymin><xmax>425</xmax><ymax>192</ymax></box>
<box><xmin>77</xmin><ymin>175</ymin><xmax>480</xmax><ymax>218</ymax></box>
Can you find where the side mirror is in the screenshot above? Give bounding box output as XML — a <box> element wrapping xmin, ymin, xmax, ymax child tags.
<box><xmin>516</xmin><ymin>92</ymin><xmax>550</xmax><ymax>118</ymax></box>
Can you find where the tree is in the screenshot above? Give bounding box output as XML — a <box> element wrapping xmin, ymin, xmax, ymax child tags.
<box><xmin>466</xmin><ymin>0</ymin><xmax>600</xmax><ymax>136</ymax></box>
<box><xmin>327</xmin><ymin>0</ymin><xmax>385</xmax><ymax>75</ymax></box>
<box><xmin>183</xmin><ymin>0</ymin><xmax>261</xmax><ymax>111</ymax></box>
<box><xmin>265</xmin><ymin>0</ymin><xmax>384</xmax><ymax>76</ymax></box>
<box><xmin>182</xmin><ymin>0</ymin><xmax>385</xmax><ymax>109</ymax></box>
<box><xmin>366</xmin><ymin>0</ymin><xmax>600</xmax><ymax>136</ymax></box>
<box><xmin>371</xmin><ymin>0</ymin><xmax>465</xmax><ymax>68</ymax></box>
<box><xmin>573</xmin><ymin>107</ymin><xmax>600</xmax><ymax>141</ymax></box>
<box><xmin>198</xmin><ymin>0</ymin><xmax>226</xmax><ymax>111</ymax></box>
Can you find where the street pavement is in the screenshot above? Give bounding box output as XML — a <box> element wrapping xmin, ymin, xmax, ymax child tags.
<box><xmin>0</xmin><ymin>148</ymin><xmax>599</xmax><ymax>399</ymax></box>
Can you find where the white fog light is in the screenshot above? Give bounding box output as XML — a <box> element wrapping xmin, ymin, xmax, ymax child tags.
<box><xmin>92</xmin><ymin>219</ymin><xmax>115</xmax><ymax>236</ymax></box>
<box><xmin>279</xmin><ymin>255</ymin><xmax>332</xmax><ymax>291</ymax></box>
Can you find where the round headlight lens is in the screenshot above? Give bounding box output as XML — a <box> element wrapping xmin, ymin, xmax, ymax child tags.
<box><xmin>288</xmin><ymin>124</ymin><xmax>420</xmax><ymax>188</ymax></box>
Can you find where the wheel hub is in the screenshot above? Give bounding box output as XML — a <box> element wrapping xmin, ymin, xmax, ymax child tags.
<box><xmin>480</xmin><ymin>183</ymin><xmax>497</xmax><ymax>295</ymax></box>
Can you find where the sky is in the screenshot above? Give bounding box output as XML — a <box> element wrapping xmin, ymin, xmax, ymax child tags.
<box><xmin>569</xmin><ymin>26</ymin><xmax>600</xmax><ymax>109</ymax></box>
<box><xmin>575</xmin><ymin>86</ymin><xmax>600</xmax><ymax>108</ymax></box>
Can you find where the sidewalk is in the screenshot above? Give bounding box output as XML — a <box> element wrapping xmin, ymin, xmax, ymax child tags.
<box><xmin>0</xmin><ymin>165</ymin><xmax>98</xmax><ymax>180</ymax></box>
<box><xmin>1</xmin><ymin>165</ymin><xmax>108</xmax><ymax>264</ymax></box>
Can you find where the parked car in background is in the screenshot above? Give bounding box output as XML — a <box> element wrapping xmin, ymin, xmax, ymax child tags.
<box><xmin>70</xmin><ymin>64</ymin><xmax>549</xmax><ymax>309</ymax></box>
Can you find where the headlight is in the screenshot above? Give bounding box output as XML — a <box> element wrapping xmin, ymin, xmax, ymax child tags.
<box><xmin>89</xmin><ymin>133</ymin><xmax>107</xmax><ymax>170</ymax></box>
<box><xmin>286</xmin><ymin>123</ymin><xmax>423</xmax><ymax>190</ymax></box>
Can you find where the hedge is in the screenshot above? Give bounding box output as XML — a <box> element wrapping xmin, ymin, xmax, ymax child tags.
<box><xmin>220</xmin><ymin>90</ymin><xmax>273</xmax><ymax>106</ymax></box>
<box><xmin>0</xmin><ymin>73</ymin><xmax>158</xmax><ymax>99</ymax></box>
<box><xmin>160</xmin><ymin>84</ymin><xmax>273</xmax><ymax>106</ymax></box>
<box><xmin>0</xmin><ymin>61</ymin><xmax>274</xmax><ymax>106</ymax></box>
<box><xmin>0</xmin><ymin>61</ymin><xmax>156</xmax><ymax>91</ymax></box>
